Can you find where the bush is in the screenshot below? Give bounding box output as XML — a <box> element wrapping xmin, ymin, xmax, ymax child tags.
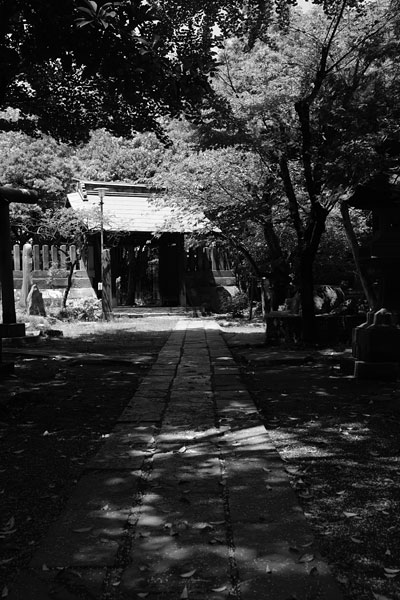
<box><xmin>229</xmin><ymin>291</ymin><xmax>249</xmax><ymax>318</ymax></box>
<box><xmin>56</xmin><ymin>299</ymin><xmax>102</xmax><ymax>322</ymax></box>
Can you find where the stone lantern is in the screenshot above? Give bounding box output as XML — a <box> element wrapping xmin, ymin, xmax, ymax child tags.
<box><xmin>348</xmin><ymin>176</ymin><xmax>400</xmax><ymax>379</ymax></box>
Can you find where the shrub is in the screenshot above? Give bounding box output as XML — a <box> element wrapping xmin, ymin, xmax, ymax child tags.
<box><xmin>229</xmin><ymin>291</ymin><xmax>249</xmax><ymax>318</ymax></box>
<box><xmin>56</xmin><ymin>299</ymin><xmax>102</xmax><ymax>322</ymax></box>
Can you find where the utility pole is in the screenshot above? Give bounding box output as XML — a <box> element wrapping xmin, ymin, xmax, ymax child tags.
<box><xmin>94</xmin><ymin>188</ymin><xmax>112</xmax><ymax>320</ymax></box>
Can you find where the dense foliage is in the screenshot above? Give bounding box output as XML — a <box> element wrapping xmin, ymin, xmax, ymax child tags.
<box><xmin>0</xmin><ymin>0</ymin><xmax>308</xmax><ymax>143</ymax></box>
<box><xmin>156</xmin><ymin>1</ymin><xmax>400</xmax><ymax>337</ymax></box>
<box><xmin>2</xmin><ymin>0</ymin><xmax>399</xmax><ymax>339</ymax></box>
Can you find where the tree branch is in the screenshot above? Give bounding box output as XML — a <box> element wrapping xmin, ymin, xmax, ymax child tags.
<box><xmin>214</xmin><ymin>231</ymin><xmax>262</xmax><ymax>277</ymax></box>
<box><xmin>340</xmin><ymin>201</ymin><xmax>377</xmax><ymax>309</ymax></box>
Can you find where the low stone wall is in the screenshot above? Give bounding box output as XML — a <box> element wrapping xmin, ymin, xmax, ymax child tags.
<box><xmin>266</xmin><ymin>311</ymin><xmax>366</xmax><ymax>344</ymax></box>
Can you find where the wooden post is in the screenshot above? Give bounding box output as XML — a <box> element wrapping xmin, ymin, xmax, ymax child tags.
<box><xmin>60</xmin><ymin>245</ymin><xmax>67</xmax><ymax>268</ymax></box>
<box><xmin>13</xmin><ymin>244</ymin><xmax>21</xmax><ymax>271</ymax></box>
<box><xmin>102</xmin><ymin>249</ymin><xmax>113</xmax><ymax>320</ymax></box>
<box><xmin>51</xmin><ymin>245</ymin><xmax>58</xmax><ymax>267</ymax></box>
<box><xmin>188</xmin><ymin>248</ymin><xmax>196</xmax><ymax>272</ymax></box>
<box><xmin>197</xmin><ymin>246</ymin><xmax>204</xmax><ymax>271</ymax></box>
<box><xmin>0</xmin><ymin>200</ymin><xmax>17</xmax><ymax>323</ymax></box>
<box><xmin>42</xmin><ymin>245</ymin><xmax>49</xmax><ymax>270</ymax></box>
<box><xmin>178</xmin><ymin>234</ymin><xmax>187</xmax><ymax>307</ymax></box>
<box><xmin>0</xmin><ymin>187</ymin><xmax>38</xmax><ymax>372</ymax></box>
<box><xmin>69</xmin><ymin>245</ymin><xmax>77</xmax><ymax>266</ymax></box>
<box><xmin>211</xmin><ymin>247</ymin><xmax>218</xmax><ymax>271</ymax></box>
<box><xmin>32</xmin><ymin>244</ymin><xmax>40</xmax><ymax>271</ymax></box>
<box><xmin>88</xmin><ymin>246</ymin><xmax>95</xmax><ymax>276</ymax></box>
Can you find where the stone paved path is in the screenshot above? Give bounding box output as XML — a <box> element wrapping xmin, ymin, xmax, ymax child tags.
<box><xmin>9</xmin><ymin>319</ymin><xmax>343</xmax><ymax>599</ymax></box>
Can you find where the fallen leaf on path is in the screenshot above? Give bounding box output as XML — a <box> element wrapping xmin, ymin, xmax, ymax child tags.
<box><xmin>193</xmin><ymin>522</ymin><xmax>213</xmax><ymax>530</ymax></box>
<box><xmin>286</xmin><ymin>467</ymin><xmax>301</xmax><ymax>475</ymax></box>
<box><xmin>212</xmin><ymin>585</ymin><xmax>227</xmax><ymax>592</ymax></box>
<box><xmin>180</xmin><ymin>569</ymin><xmax>196</xmax><ymax>578</ymax></box>
<box><xmin>298</xmin><ymin>553</ymin><xmax>314</xmax><ymax>563</ymax></box>
<box><xmin>138</xmin><ymin>531</ymin><xmax>151</xmax><ymax>538</ymax></box>
<box><xmin>72</xmin><ymin>527</ymin><xmax>93</xmax><ymax>533</ymax></box>
<box><xmin>1</xmin><ymin>586</ymin><xmax>8</xmax><ymax>598</ymax></box>
<box><xmin>3</xmin><ymin>517</ymin><xmax>15</xmax><ymax>531</ymax></box>
<box><xmin>209</xmin><ymin>537</ymin><xmax>224</xmax><ymax>545</ymax></box>
<box><xmin>343</xmin><ymin>512</ymin><xmax>358</xmax><ymax>518</ymax></box>
<box><xmin>373</xmin><ymin>594</ymin><xmax>392</xmax><ymax>600</ymax></box>
<box><xmin>384</xmin><ymin>567</ymin><xmax>400</xmax><ymax>575</ymax></box>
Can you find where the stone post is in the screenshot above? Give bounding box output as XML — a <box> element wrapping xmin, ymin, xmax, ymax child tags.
<box><xmin>353</xmin><ymin>308</ymin><xmax>400</xmax><ymax>380</ymax></box>
<box><xmin>19</xmin><ymin>239</ymin><xmax>33</xmax><ymax>309</ymax></box>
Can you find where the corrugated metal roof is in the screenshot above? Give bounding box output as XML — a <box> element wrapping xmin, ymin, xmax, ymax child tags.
<box><xmin>67</xmin><ymin>181</ymin><xmax>195</xmax><ymax>233</ymax></box>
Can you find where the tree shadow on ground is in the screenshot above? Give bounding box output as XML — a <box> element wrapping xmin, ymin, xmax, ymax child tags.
<box><xmin>223</xmin><ymin>328</ymin><xmax>400</xmax><ymax>600</ymax></box>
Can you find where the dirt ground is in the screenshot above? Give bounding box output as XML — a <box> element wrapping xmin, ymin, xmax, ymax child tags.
<box><xmin>223</xmin><ymin>324</ymin><xmax>400</xmax><ymax>600</ymax></box>
<box><xmin>1</xmin><ymin>316</ymin><xmax>400</xmax><ymax>600</ymax></box>
<box><xmin>0</xmin><ymin>317</ymin><xmax>178</xmax><ymax>595</ymax></box>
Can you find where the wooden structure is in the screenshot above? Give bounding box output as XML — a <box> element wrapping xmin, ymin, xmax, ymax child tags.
<box><xmin>0</xmin><ymin>186</ymin><xmax>38</xmax><ymax>328</ymax></box>
<box><xmin>67</xmin><ymin>180</ymin><xmax>237</xmax><ymax>310</ymax></box>
<box><xmin>348</xmin><ymin>177</ymin><xmax>400</xmax><ymax>379</ymax></box>
<box><xmin>0</xmin><ymin>186</ymin><xmax>38</xmax><ymax>376</ymax></box>
<box><xmin>11</xmin><ymin>243</ymin><xmax>95</xmax><ymax>302</ymax></box>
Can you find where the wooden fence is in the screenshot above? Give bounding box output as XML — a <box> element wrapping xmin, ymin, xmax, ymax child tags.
<box><xmin>12</xmin><ymin>243</ymin><xmax>92</xmax><ymax>272</ymax></box>
<box><xmin>12</xmin><ymin>243</ymin><xmax>96</xmax><ymax>299</ymax></box>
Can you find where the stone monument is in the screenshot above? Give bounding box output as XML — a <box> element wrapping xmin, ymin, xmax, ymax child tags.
<box><xmin>19</xmin><ymin>237</ymin><xmax>33</xmax><ymax>308</ymax></box>
<box><xmin>348</xmin><ymin>177</ymin><xmax>400</xmax><ymax>379</ymax></box>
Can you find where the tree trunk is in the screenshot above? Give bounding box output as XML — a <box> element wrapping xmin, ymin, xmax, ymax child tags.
<box><xmin>126</xmin><ymin>246</ymin><xmax>137</xmax><ymax>305</ymax></box>
<box><xmin>299</xmin><ymin>250</ymin><xmax>316</xmax><ymax>343</ymax></box>
<box><xmin>299</xmin><ymin>204</ymin><xmax>329</xmax><ymax>343</ymax></box>
<box><xmin>262</xmin><ymin>222</ymin><xmax>290</xmax><ymax>309</ymax></box>
<box><xmin>270</xmin><ymin>259</ymin><xmax>290</xmax><ymax>309</ymax></box>
<box><xmin>62</xmin><ymin>257</ymin><xmax>77</xmax><ymax>308</ymax></box>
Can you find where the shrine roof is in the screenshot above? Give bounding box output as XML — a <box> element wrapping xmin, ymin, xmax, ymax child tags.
<box><xmin>67</xmin><ymin>180</ymin><xmax>200</xmax><ymax>233</ymax></box>
<box><xmin>347</xmin><ymin>176</ymin><xmax>400</xmax><ymax>210</ymax></box>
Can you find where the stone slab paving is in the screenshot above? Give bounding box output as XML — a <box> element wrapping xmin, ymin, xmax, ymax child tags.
<box><xmin>8</xmin><ymin>318</ymin><xmax>343</xmax><ymax>600</ymax></box>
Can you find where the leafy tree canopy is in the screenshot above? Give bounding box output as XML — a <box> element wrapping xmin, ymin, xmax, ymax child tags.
<box><xmin>0</xmin><ymin>0</ymin><xmax>373</xmax><ymax>143</ymax></box>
